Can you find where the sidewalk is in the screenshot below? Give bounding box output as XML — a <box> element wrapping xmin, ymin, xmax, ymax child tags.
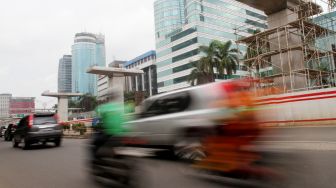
<box><xmin>62</xmin><ymin>129</ymin><xmax>93</xmax><ymax>139</ymax></box>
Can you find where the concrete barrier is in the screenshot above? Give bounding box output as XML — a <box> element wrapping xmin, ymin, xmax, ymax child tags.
<box><xmin>257</xmin><ymin>88</ymin><xmax>336</xmax><ymax>126</ymax></box>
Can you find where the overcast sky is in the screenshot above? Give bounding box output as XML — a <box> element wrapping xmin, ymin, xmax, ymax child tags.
<box><xmin>0</xmin><ymin>0</ymin><xmax>331</xmax><ymax>109</ymax></box>
<box><xmin>0</xmin><ymin>0</ymin><xmax>156</xmax><ymax>108</ymax></box>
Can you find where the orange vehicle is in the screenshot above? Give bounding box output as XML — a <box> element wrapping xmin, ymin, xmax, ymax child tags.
<box><xmin>193</xmin><ymin>79</ymin><xmax>277</xmax><ymax>179</ymax></box>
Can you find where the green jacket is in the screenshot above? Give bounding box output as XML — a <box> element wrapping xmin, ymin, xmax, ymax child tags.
<box><xmin>95</xmin><ymin>102</ymin><xmax>126</xmax><ymax>136</ymax></box>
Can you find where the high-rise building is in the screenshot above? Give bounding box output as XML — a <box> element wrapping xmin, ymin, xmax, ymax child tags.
<box><xmin>314</xmin><ymin>11</ymin><xmax>336</xmax><ymax>54</ymax></box>
<box><xmin>72</xmin><ymin>32</ymin><xmax>106</xmax><ymax>96</ymax></box>
<box><xmin>0</xmin><ymin>94</ymin><xmax>12</xmax><ymax>118</ymax></box>
<box><xmin>124</xmin><ymin>50</ymin><xmax>158</xmax><ymax>96</ymax></box>
<box><xmin>154</xmin><ymin>0</ymin><xmax>267</xmax><ymax>93</ymax></box>
<box><xmin>58</xmin><ymin>55</ymin><xmax>72</xmax><ymax>93</ymax></box>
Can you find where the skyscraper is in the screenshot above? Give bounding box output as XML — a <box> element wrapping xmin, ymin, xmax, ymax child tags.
<box><xmin>72</xmin><ymin>33</ymin><xmax>106</xmax><ymax>95</ymax></box>
<box><xmin>154</xmin><ymin>0</ymin><xmax>267</xmax><ymax>93</ymax></box>
<box><xmin>58</xmin><ymin>55</ymin><xmax>72</xmax><ymax>93</ymax></box>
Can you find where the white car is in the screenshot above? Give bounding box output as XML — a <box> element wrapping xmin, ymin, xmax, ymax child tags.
<box><xmin>124</xmin><ymin>82</ymin><xmax>237</xmax><ymax>160</ymax></box>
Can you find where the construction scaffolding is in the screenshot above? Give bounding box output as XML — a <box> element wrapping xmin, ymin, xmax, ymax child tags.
<box><xmin>236</xmin><ymin>0</ymin><xmax>336</xmax><ymax>96</ymax></box>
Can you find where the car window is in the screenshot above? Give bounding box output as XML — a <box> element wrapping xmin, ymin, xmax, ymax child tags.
<box><xmin>165</xmin><ymin>93</ymin><xmax>191</xmax><ymax>113</ymax></box>
<box><xmin>141</xmin><ymin>92</ymin><xmax>191</xmax><ymax>118</ymax></box>
<box><xmin>33</xmin><ymin>115</ymin><xmax>57</xmax><ymax>125</ymax></box>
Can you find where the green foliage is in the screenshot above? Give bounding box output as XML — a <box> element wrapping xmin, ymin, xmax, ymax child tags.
<box><xmin>68</xmin><ymin>100</ymin><xmax>78</xmax><ymax>108</ymax></box>
<box><xmin>69</xmin><ymin>94</ymin><xmax>97</xmax><ymax>112</ymax></box>
<box><xmin>187</xmin><ymin>62</ymin><xmax>213</xmax><ymax>86</ymax></box>
<box><xmin>60</xmin><ymin>122</ymin><xmax>70</xmax><ymax>130</ymax></box>
<box><xmin>72</xmin><ymin>123</ymin><xmax>87</xmax><ymax>135</ymax></box>
<box><xmin>188</xmin><ymin>40</ymin><xmax>240</xmax><ymax>86</ymax></box>
<box><xmin>124</xmin><ymin>101</ymin><xmax>135</xmax><ymax>114</ymax></box>
<box><xmin>124</xmin><ymin>91</ymin><xmax>135</xmax><ymax>102</ymax></box>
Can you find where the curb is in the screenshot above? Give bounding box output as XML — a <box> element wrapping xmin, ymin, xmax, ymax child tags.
<box><xmin>62</xmin><ymin>135</ymin><xmax>90</xmax><ymax>139</ymax></box>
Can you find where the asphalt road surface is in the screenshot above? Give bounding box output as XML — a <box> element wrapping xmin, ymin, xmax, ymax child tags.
<box><xmin>1</xmin><ymin>126</ymin><xmax>336</xmax><ymax>188</ymax></box>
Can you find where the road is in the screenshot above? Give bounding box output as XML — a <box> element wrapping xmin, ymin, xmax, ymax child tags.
<box><xmin>1</xmin><ymin>126</ymin><xmax>336</xmax><ymax>188</ymax></box>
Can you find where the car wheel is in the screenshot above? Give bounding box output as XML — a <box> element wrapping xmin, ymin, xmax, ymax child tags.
<box><xmin>91</xmin><ymin>145</ymin><xmax>136</xmax><ymax>187</ymax></box>
<box><xmin>54</xmin><ymin>138</ymin><xmax>61</xmax><ymax>147</ymax></box>
<box><xmin>174</xmin><ymin>138</ymin><xmax>206</xmax><ymax>162</ymax></box>
<box><xmin>12</xmin><ymin>138</ymin><xmax>19</xmax><ymax>148</ymax></box>
<box><xmin>23</xmin><ymin>139</ymin><xmax>31</xmax><ymax>150</ymax></box>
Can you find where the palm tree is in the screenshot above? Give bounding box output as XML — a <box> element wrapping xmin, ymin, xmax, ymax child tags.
<box><xmin>187</xmin><ymin>40</ymin><xmax>240</xmax><ymax>86</ymax></box>
<box><xmin>215</xmin><ymin>40</ymin><xmax>240</xmax><ymax>77</ymax></box>
<box><xmin>187</xmin><ymin>62</ymin><xmax>213</xmax><ymax>86</ymax></box>
<box><xmin>198</xmin><ymin>40</ymin><xmax>222</xmax><ymax>78</ymax></box>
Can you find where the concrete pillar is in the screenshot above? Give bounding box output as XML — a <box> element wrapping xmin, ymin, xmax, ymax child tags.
<box><xmin>135</xmin><ymin>76</ymin><xmax>139</xmax><ymax>91</ymax></box>
<box><xmin>127</xmin><ymin>76</ymin><xmax>132</xmax><ymax>92</ymax></box>
<box><xmin>141</xmin><ymin>73</ymin><xmax>145</xmax><ymax>92</ymax></box>
<box><xmin>148</xmin><ymin>66</ymin><xmax>152</xmax><ymax>96</ymax></box>
<box><xmin>267</xmin><ymin>6</ymin><xmax>306</xmax><ymax>92</ymax></box>
<box><xmin>58</xmin><ymin>97</ymin><xmax>68</xmax><ymax>122</ymax></box>
<box><xmin>107</xmin><ymin>75</ymin><xmax>125</xmax><ymax>105</ymax></box>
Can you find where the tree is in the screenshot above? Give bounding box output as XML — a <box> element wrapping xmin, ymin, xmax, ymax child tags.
<box><xmin>215</xmin><ymin>40</ymin><xmax>240</xmax><ymax>76</ymax></box>
<box><xmin>187</xmin><ymin>62</ymin><xmax>213</xmax><ymax>86</ymax></box>
<box><xmin>78</xmin><ymin>94</ymin><xmax>97</xmax><ymax>112</ymax></box>
<box><xmin>197</xmin><ymin>40</ymin><xmax>221</xmax><ymax>81</ymax></box>
<box><xmin>187</xmin><ymin>40</ymin><xmax>240</xmax><ymax>86</ymax></box>
<box><xmin>68</xmin><ymin>100</ymin><xmax>78</xmax><ymax>108</ymax></box>
<box><xmin>124</xmin><ymin>91</ymin><xmax>135</xmax><ymax>102</ymax></box>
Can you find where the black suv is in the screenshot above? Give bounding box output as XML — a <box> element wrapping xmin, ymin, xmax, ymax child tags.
<box><xmin>12</xmin><ymin>113</ymin><xmax>62</xmax><ymax>149</ymax></box>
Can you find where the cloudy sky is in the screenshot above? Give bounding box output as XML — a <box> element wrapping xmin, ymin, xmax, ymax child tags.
<box><xmin>0</xmin><ymin>0</ymin><xmax>330</xmax><ymax>109</ymax></box>
<box><xmin>0</xmin><ymin>0</ymin><xmax>156</xmax><ymax>108</ymax></box>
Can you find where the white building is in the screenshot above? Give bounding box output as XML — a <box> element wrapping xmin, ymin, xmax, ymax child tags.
<box><xmin>0</xmin><ymin>94</ymin><xmax>12</xmax><ymax>118</ymax></box>
<box><xmin>124</xmin><ymin>50</ymin><xmax>157</xmax><ymax>96</ymax></box>
<box><xmin>97</xmin><ymin>61</ymin><xmax>126</xmax><ymax>101</ymax></box>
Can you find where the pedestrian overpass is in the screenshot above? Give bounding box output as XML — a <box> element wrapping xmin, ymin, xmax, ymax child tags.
<box><xmin>42</xmin><ymin>92</ymin><xmax>84</xmax><ymax>122</ymax></box>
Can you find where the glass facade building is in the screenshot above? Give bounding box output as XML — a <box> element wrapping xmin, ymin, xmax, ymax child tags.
<box><xmin>313</xmin><ymin>11</ymin><xmax>336</xmax><ymax>73</ymax></box>
<box><xmin>58</xmin><ymin>55</ymin><xmax>72</xmax><ymax>93</ymax></box>
<box><xmin>154</xmin><ymin>0</ymin><xmax>267</xmax><ymax>93</ymax></box>
<box><xmin>72</xmin><ymin>33</ymin><xmax>106</xmax><ymax>95</ymax></box>
<box><xmin>314</xmin><ymin>11</ymin><xmax>336</xmax><ymax>52</ymax></box>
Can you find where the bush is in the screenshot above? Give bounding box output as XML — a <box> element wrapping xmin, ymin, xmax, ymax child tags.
<box><xmin>60</xmin><ymin>122</ymin><xmax>70</xmax><ymax>130</ymax></box>
<box><xmin>72</xmin><ymin>123</ymin><xmax>87</xmax><ymax>135</ymax></box>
